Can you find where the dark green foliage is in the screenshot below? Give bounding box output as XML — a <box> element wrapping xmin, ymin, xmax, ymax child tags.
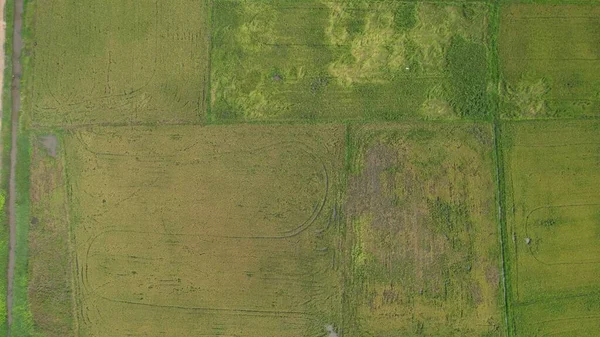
<box><xmin>393</xmin><ymin>3</ymin><xmax>417</xmax><ymax>31</ymax></box>
<box><xmin>346</xmin><ymin>15</ymin><xmax>365</xmax><ymax>37</ymax></box>
<box><xmin>446</xmin><ymin>36</ymin><xmax>488</xmax><ymax>119</ymax></box>
<box><xmin>428</xmin><ymin>197</ymin><xmax>474</xmax><ymax>251</ymax></box>
<box><xmin>537</xmin><ymin>218</ymin><xmax>556</xmax><ymax>228</ymax></box>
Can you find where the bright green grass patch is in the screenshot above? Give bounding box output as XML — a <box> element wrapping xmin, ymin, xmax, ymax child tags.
<box><xmin>502</xmin><ymin>120</ymin><xmax>600</xmax><ymax>336</ymax></box>
<box><xmin>12</xmin><ymin>133</ymin><xmax>34</xmax><ymax>337</ymax></box>
<box><xmin>499</xmin><ymin>4</ymin><xmax>600</xmax><ymax>119</ymax></box>
<box><xmin>343</xmin><ymin>122</ymin><xmax>503</xmax><ymax>336</ymax></box>
<box><xmin>210</xmin><ymin>1</ymin><xmax>490</xmax><ymax>122</ymax></box>
<box><xmin>22</xmin><ymin>0</ymin><xmax>210</xmax><ymax>127</ymax></box>
<box><xmin>0</xmin><ymin>0</ymin><xmax>15</xmax><ymax>333</ymax></box>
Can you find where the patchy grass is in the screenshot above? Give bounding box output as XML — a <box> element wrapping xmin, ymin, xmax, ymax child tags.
<box><xmin>210</xmin><ymin>1</ymin><xmax>489</xmax><ymax>121</ymax></box>
<box><xmin>27</xmin><ymin>133</ymin><xmax>73</xmax><ymax>336</ymax></box>
<box><xmin>343</xmin><ymin>123</ymin><xmax>503</xmax><ymax>336</ymax></box>
<box><xmin>503</xmin><ymin>120</ymin><xmax>600</xmax><ymax>336</ymax></box>
<box><xmin>499</xmin><ymin>4</ymin><xmax>600</xmax><ymax>119</ymax></box>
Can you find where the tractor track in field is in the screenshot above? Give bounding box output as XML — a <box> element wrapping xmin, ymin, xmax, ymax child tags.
<box><xmin>7</xmin><ymin>0</ymin><xmax>24</xmax><ymax>333</ymax></box>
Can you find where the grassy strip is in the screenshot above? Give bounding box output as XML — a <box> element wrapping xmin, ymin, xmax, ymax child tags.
<box><xmin>204</xmin><ymin>0</ymin><xmax>215</xmax><ymax>123</ymax></box>
<box><xmin>11</xmin><ymin>132</ymin><xmax>33</xmax><ymax>336</ymax></box>
<box><xmin>340</xmin><ymin>121</ymin><xmax>356</xmax><ymax>336</ymax></box>
<box><xmin>505</xmin><ymin>0</ymin><xmax>600</xmax><ymax>4</ymax></box>
<box><xmin>492</xmin><ymin>122</ymin><xmax>513</xmax><ymax>337</ymax></box>
<box><xmin>0</xmin><ymin>0</ymin><xmax>15</xmax><ymax>333</ymax></box>
<box><xmin>10</xmin><ymin>0</ymin><xmax>35</xmax><ymax>334</ymax></box>
<box><xmin>488</xmin><ymin>2</ymin><xmax>514</xmax><ymax>336</ymax></box>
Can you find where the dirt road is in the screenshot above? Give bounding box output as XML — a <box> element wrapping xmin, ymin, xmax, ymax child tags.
<box><xmin>7</xmin><ymin>0</ymin><xmax>24</xmax><ymax>333</ymax></box>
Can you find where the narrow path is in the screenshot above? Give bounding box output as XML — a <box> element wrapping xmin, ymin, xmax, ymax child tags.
<box><xmin>488</xmin><ymin>1</ymin><xmax>513</xmax><ymax>336</ymax></box>
<box><xmin>0</xmin><ymin>0</ymin><xmax>6</xmax><ymax>332</ymax></box>
<box><xmin>7</xmin><ymin>0</ymin><xmax>24</xmax><ymax>333</ymax></box>
<box><xmin>0</xmin><ymin>0</ymin><xmax>5</xmax><ymax>123</ymax></box>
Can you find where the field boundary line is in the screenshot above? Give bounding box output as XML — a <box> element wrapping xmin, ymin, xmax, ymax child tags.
<box><xmin>493</xmin><ymin>122</ymin><xmax>512</xmax><ymax>337</ymax></box>
<box><xmin>28</xmin><ymin>115</ymin><xmax>600</xmax><ymax>132</ymax></box>
<box><xmin>29</xmin><ymin>112</ymin><xmax>600</xmax><ymax>131</ymax></box>
<box><xmin>490</xmin><ymin>1</ymin><xmax>513</xmax><ymax>336</ymax></box>
<box><xmin>60</xmin><ymin>138</ymin><xmax>80</xmax><ymax>337</ymax></box>
<box><xmin>501</xmin><ymin>115</ymin><xmax>600</xmax><ymax>122</ymax></box>
<box><xmin>0</xmin><ymin>0</ymin><xmax>8</xmax><ymax>333</ymax></box>
<box><xmin>205</xmin><ymin>0</ymin><xmax>215</xmax><ymax>122</ymax></box>
<box><xmin>503</xmin><ymin>1</ymin><xmax>600</xmax><ymax>6</ymax></box>
<box><xmin>203</xmin><ymin>0</ymin><xmax>214</xmax><ymax>122</ymax></box>
<box><xmin>6</xmin><ymin>0</ymin><xmax>23</xmax><ymax>331</ymax></box>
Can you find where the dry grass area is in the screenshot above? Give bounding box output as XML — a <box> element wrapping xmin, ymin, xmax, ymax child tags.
<box><xmin>343</xmin><ymin>123</ymin><xmax>503</xmax><ymax>336</ymax></box>
<box><xmin>61</xmin><ymin>124</ymin><xmax>345</xmax><ymax>336</ymax></box>
<box><xmin>28</xmin><ymin>134</ymin><xmax>73</xmax><ymax>336</ymax></box>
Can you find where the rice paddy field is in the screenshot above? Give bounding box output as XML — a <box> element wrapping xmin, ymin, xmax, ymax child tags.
<box><xmin>499</xmin><ymin>4</ymin><xmax>600</xmax><ymax>119</ymax></box>
<box><xmin>4</xmin><ymin>0</ymin><xmax>599</xmax><ymax>336</ymax></box>
<box><xmin>344</xmin><ymin>123</ymin><xmax>503</xmax><ymax>336</ymax></box>
<box><xmin>502</xmin><ymin>120</ymin><xmax>600</xmax><ymax>336</ymax></box>
<box><xmin>210</xmin><ymin>0</ymin><xmax>490</xmax><ymax>121</ymax></box>
<box><xmin>60</xmin><ymin>124</ymin><xmax>346</xmax><ymax>336</ymax></box>
<box><xmin>22</xmin><ymin>0</ymin><xmax>211</xmax><ymax>127</ymax></box>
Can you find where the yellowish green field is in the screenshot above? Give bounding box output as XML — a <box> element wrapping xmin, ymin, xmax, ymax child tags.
<box><xmin>211</xmin><ymin>0</ymin><xmax>490</xmax><ymax>121</ymax></box>
<box><xmin>61</xmin><ymin>124</ymin><xmax>345</xmax><ymax>336</ymax></box>
<box><xmin>499</xmin><ymin>4</ymin><xmax>600</xmax><ymax>118</ymax></box>
<box><xmin>17</xmin><ymin>0</ymin><xmax>600</xmax><ymax>336</ymax></box>
<box><xmin>343</xmin><ymin>123</ymin><xmax>503</xmax><ymax>336</ymax></box>
<box><xmin>27</xmin><ymin>134</ymin><xmax>73</xmax><ymax>336</ymax></box>
<box><xmin>503</xmin><ymin>120</ymin><xmax>600</xmax><ymax>336</ymax></box>
<box><xmin>23</xmin><ymin>0</ymin><xmax>211</xmax><ymax>127</ymax></box>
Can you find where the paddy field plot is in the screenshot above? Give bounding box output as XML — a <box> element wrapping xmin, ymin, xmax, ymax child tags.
<box><xmin>210</xmin><ymin>1</ymin><xmax>489</xmax><ymax>121</ymax></box>
<box><xmin>27</xmin><ymin>134</ymin><xmax>74</xmax><ymax>336</ymax></box>
<box><xmin>503</xmin><ymin>120</ymin><xmax>600</xmax><ymax>336</ymax></box>
<box><xmin>499</xmin><ymin>4</ymin><xmax>600</xmax><ymax>119</ymax></box>
<box><xmin>23</xmin><ymin>0</ymin><xmax>210</xmax><ymax>127</ymax></box>
<box><xmin>343</xmin><ymin>123</ymin><xmax>503</xmax><ymax>336</ymax></box>
<box><xmin>58</xmin><ymin>124</ymin><xmax>345</xmax><ymax>336</ymax></box>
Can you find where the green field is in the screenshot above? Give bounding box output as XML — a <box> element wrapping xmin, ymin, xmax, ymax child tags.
<box><xmin>27</xmin><ymin>134</ymin><xmax>73</xmax><ymax>336</ymax></box>
<box><xmin>22</xmin><ymin>0</ymin><xmax>211</xmax><ymax>127</ymax></box>
<box><xmin>24</xmin><ymin>122</ymin><xmax>507</xmax><ymax>337</ymax></box>
<box><xmin>343</xmin><ymin>123</ymin><xmax>503</xmax><ymax>336</ymax></box>
<box><xmin>503</xmin><ymin>120</ymin><xmax>600</xmax><ymax>336</ymax></box>
<box><xmin>10</xmin><ymin>0</ymin><xmax>600</xmax><ymax>336</ymax></box>
<box><xmin>499</xmin><ymin>4</ymin><xmax>600</xmax><ymax>119</ymax></box>
<box><xmin>211</xmin><ymin>1</ymin><xmax>490</xmax><ymax>121</ymax></box>
<box><xmin>58</xmin><ymin>124</ymin><xmax>346</xmax><ymax>336</ymax></box>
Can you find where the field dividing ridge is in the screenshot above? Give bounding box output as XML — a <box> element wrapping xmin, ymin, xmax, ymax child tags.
<box><xmin>6</xmin><ymin>0</ymin><xmax>23</xmax><ymax>332</ymax></box>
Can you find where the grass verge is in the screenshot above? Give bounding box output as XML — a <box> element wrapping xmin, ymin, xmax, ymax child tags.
<box><xmin>489</xmin><ymin>1</ymin><xmax>514</xmax><ymax>336</ymax></box>
<box><xmin>0</xmin><ymin>0</ymin><xmax>15</xmax><ymax>333</ymax></box>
